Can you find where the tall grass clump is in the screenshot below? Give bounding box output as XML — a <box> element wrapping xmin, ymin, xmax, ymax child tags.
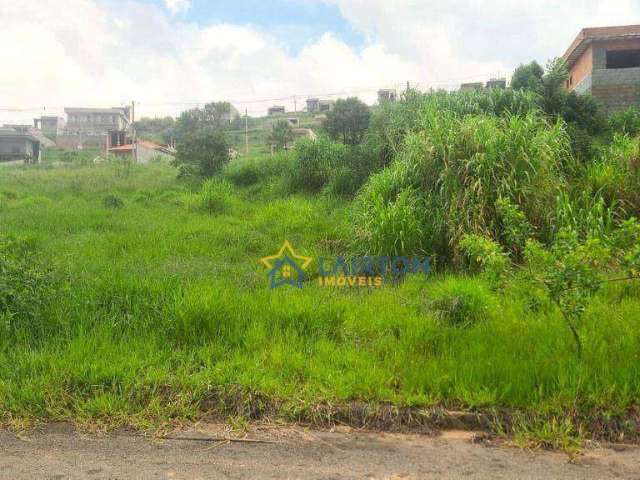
<box><xmin>429</xmin><ymin>276</ymin><xmax>497</xmax><ymax>328</ymax></box>
<box><xmin>197</xmin><ymin>178</ymin><xmax>236</xmax><ymax>214</ymax></box>
<box><xmin>355</xmin><ymin>108</ymin><xmax>571</xmax><ymax>262</ymax></box>
<box><xmin>288</xmin><ymin>137</ymin><xmax>349</xmax><ymax>193</ymax></box>
<box><xmin>223</xmin><ymin>152</ymin><xmax>293</xmax><ymax>187</ymax></box>
<box><xmin>365</xmin><ymin>88</ymin><xmax>541</xmax><ymax>173</ymax></box>
<box><xmin>0</xmin><ymin>235</ymin><xmax>59</xmax><ymax>342</ymax></box>
<box><xmin>582</xmin><ymin>134</ymin><xmax>640</xmax><ymax>218</ymax></box>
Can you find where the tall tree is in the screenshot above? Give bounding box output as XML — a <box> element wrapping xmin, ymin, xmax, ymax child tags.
<box><xmin>323</xmin><ymin>97</ymin><xmax>371</xmax><ymax>146</ymax></box>
<box><xmin>510</xmin><ymin>61</ymin><xmax>544</xmax><ymax>91</ymax></box>
<box><xmin>174</xmin><ymin>102</ymin><xmax>234</xmax><ymax>142</ymax></box>
<box><xmin>175</xmin><ymin>126</ymin><xmax>230</xmax><ymax>178</ymax></box>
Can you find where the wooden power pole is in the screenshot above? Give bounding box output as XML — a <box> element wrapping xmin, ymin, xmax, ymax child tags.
<box><xmin>131</xmin><ymin>100</ymin><xmax>137</xmax><ymax>163</ymax></box>
<box><xmin>245</xmin><ymin>109</ymin><xmax>249</xmax><ymax>156</ymax></box>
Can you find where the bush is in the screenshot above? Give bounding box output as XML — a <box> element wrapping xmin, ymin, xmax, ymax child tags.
<box><xmin>459</xmin><ymin>234</ymin><xmax>509</xmax><ymax>283</ymax></box>
<box><xmin>496</xmin><ymin>197</ymin><xmax>533</xmax><ymax>257</ymax></box>
<box><xmin>609</xmin><ymin>107</ymin><xmax>640</xmax><ymax>137</ymax></box>
<box><xmin>523</xmin><ymin>231</ymin><xmax>609</xmax><ymax>356</ymax></box>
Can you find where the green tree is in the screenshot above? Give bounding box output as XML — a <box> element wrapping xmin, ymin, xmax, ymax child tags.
<box><xmin>269</xmin><ymin>120</ymin><xmax>294</xmax><ymax>151</ymax></box>
<box><xmin>323</xmin><ymin>97</ymin><xmax>371</xmax><ymax>145</ymax></box>
<box><xmin>175</xmin><ymin>126</ymin><xmax>230</xmax><ymax>178</ymax></box>
<box><xmin>511</xmin><ymin>58</ymin><xmax>606</xmax><ymax>162</ymax></box>
<box><xmin>510</xmin><ymin>61</ymin><xmax>544</xmax><ymax>91</ymax></box>
<box><xmin>174</xmin><ymin>102</ymin><xmax>235</xmax><ymax>142</ymax></box>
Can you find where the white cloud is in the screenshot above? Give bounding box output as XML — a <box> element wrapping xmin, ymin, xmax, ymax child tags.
<box><xmin>0</xmin><ymin>0</ymin><xmax>418</xmax><ymax>122</ymax></box>
<box><xmin>1</xmin><ymin>0</ymin><xmax>640</xmax><ymax>124</ymax></box>
<box><xmin>164</xmin><ymin>0</ymin><xmax>191</xmax><ymax>15</ymax></box>
<box><xmin>325</xmin><ymin>0</ymin><xmax>640</xmax><ymax>87</ymax></box>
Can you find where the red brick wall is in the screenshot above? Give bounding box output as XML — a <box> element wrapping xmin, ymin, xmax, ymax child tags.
<box><xmin>568</xmin><ymin>45</ymin><xmax>593</xmax><ymax>91</ymax></box>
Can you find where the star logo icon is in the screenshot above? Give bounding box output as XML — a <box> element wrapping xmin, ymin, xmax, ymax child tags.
<box><xmin>260</xmin><ymin>241</ymin><xmax>312</xmax><ymax>289</ymax></box>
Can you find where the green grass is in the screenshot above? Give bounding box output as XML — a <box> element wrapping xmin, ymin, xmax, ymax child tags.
<box><xmin>1</xmin><ymin>162</ymin><xmax>639</xmax><ymax>441</ymax></box>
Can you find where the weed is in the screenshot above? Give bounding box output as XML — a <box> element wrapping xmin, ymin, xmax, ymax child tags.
<box><xmin>103</xmin><ymin>194</ymin><xmax>125</xmax><ymax>209</ymax></box>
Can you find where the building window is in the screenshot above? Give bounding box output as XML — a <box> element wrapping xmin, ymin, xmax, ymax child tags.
<box><xmin>606</xmin><ymin>49</ymin><xmax>640</xmax><ymax>69</ymax></box>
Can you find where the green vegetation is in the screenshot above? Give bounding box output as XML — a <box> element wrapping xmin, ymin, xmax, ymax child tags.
<box><xmin>269</xmin><ymin>120</ymin><xmax>294</xmax><ymax>151</ymax></box>
<box><xmin>1</xmin><ymin>61</ymin><xmax>639</xmax><ymax>446</ymax></box>
<box><xmin>323</xmin><ymin>96</ymin><xmax>371</xmax><ymax>145</ymax></box>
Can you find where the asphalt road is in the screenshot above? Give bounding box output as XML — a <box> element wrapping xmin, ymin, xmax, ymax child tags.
<box><xmin>1</xmin><ymin>424</ymin><xmax>639</xmax><ymax>479</ymax></box>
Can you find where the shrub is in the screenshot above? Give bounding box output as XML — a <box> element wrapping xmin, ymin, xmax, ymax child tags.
<box><xmin>496</xmin><ymin>197</ymin><xmax>533</xmax><ymax>256</ymax></box>
<box><xmin>459</xmin><ymin>234</ymin><xmax>509</xmax><ymax>283</ymax></box>
<box><xmin>523</xmin><ymin>231</ymin><xmax>610</xmax><ymax>356</ymax></box>
<box><xmin>610</xmin><ymin>218</ymin><xmax>640</xmax><ymax>277</ymax></box>
<box><xmin>103</xmin><ymin>194</ymin><xmax>124</xmax><ymax>209</ymax></box>
<box><xmin>608</xmin><ymin>107</ymin><xmax>640</xmax><ymax>137</ymax></box>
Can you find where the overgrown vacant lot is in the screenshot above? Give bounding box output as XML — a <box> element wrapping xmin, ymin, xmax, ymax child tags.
<box><xmin>1</xmin><ymin>161</ymin><xmax>639</xmax><ymax>445</ymax></box>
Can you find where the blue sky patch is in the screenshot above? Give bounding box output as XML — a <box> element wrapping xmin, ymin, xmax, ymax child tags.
<box><xmin>150</xmin><ymin>0</ymin><xmax>365</xmax><ymax>54</ymax></box>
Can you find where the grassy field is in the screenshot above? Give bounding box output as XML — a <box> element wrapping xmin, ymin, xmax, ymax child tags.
<box><xmin>1</xmin><ymin>160</ymin><xmax>639</xmax><ymax>445</ymax></box>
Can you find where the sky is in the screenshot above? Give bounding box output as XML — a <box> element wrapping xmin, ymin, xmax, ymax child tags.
<box><xmin>1</xmin><ymin>0</ymin><xmax>639</xmax><ymax>122</ymax></box>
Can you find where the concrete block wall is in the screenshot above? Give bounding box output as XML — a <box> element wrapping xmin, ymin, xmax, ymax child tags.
<box><xmin>591</xmin><ymin>68</ymin><xmax>640</xmax><ymax>112</ymax></box>
<box><xmin>592</xmin><ymin>84</ymin><xmax>640</xmax><ymax>113</ymax></box>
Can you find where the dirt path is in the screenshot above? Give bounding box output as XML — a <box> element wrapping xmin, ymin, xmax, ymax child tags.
<box><xmin>1</xmin><ymin>423</ymin><xmax>639</xmax><ymax>479</ymax></box>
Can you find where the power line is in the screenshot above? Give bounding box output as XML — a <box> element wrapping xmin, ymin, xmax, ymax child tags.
<box><xmin>0</xmin><ymin>71</ymin><xmax>508</xmax><ymax>116</ymax></box>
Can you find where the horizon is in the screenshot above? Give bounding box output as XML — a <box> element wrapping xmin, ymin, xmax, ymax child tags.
<box><xmin>1</xmin><ymin>0</ymin><xmax>639</xmax><ymax>123</ymax></box>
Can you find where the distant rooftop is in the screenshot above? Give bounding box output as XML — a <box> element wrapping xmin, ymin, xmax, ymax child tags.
<box><xmin>0</xmin><ymin>127</ymin><xmax>40</xmax><ymax>143</ymax></box>
<box><xmin>64</xmin><ymin>107</ymin><xmax>129</xmax><ymax>114</ymax></box>
<box><xmin>563</xmin><ymin>25</ymin><xmax>640</xmax><ymax>68</ymax></box>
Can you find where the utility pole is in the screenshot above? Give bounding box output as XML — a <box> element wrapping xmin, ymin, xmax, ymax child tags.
<box><xmin>294</xmin><ymin>96</ymin><xmax>297</xmax><ymax>113</ymax></box>
<box><xmin>131</xmin><ymin>100</ymin><xmax>137</xmax><ymax>163</ymax></box>
<box><xmin>245</xmin><ymin>109</ymin><xmax>249</xmax><ymax>156</ymax></box>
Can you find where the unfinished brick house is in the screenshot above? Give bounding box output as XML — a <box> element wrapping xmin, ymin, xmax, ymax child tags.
<box><xmin>563</xmin><ymin>25</ymin><xmax>640</xmax><ymax>112</ymax></box>
<box><xmin>64</xmin><ymin>107</ymin><xmax>131</xmax><ymax>135</ymax></box>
